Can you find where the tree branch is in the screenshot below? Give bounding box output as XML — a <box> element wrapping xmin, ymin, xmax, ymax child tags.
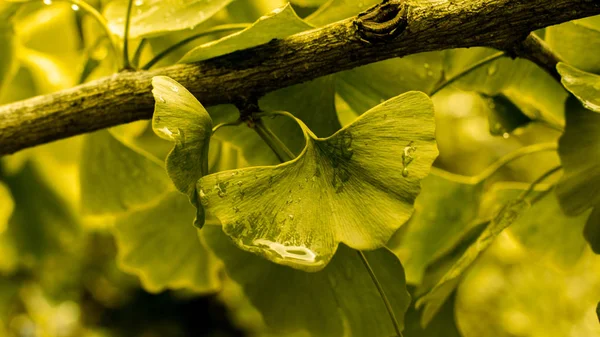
<box><xmin>1</xmin><ymin>0</ymin><xmax>598</xmax><ymax>155</ymax></box>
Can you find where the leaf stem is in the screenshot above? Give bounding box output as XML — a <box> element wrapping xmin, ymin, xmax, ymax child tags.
<box><xmin>518</xmin><ymin>165</ymin><xmax>562</xmax><ymax>201</ymax></box>
<box><xmin>121</xmin><ymin>0</ymin><xmax>135</xmax><ymax>71</ymax></box>
<box><xmin>131</xmin><ymin>38</ymin><xmax>147</xmax><ymax>68</ymax></box>
<box><xmin>212</xmin><ymin>119</ymin><xmax>242</xmax><ymax>134</ymax></box>
<box><xmin>357</xmin><ymin>251</ymin><xmax>403</xmax><ymax>337</ymax></box>
<box><xmin>430</xmin><ymin>51</ymin><xmax>507</xmax><ymax>96</ymax></box>
<box><xmin>253</xmin><ymin>119</ymin><xmax>295</xmax><ymax>162</ymax></box>
<box><xmin>475</xmin><ymin>142</ymin><xmax>558</xmax><ymax>182</ymax></box>
<box><xmin>141</xmin><ymin>23</ymin><xmax>250</xmax><ymax>70</ymax></box>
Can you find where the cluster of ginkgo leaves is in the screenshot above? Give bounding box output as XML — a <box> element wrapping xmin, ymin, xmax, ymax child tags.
<box><xmin>1</xmin><ymin>0</ymin><xmax>600</xmax><ymax>337</ymax></box>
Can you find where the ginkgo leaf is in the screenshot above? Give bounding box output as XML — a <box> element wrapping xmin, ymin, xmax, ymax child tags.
<box><xmin>306</xmin><ymin>0</ymin><xmax>379</xmax><ymax>27</ymax></box>
<box><xmin>556</xmin><ymin>97</ymin><xmax>600</xmax><ymax>216</ymax></box>
<box><xmin>198</xmin><ymin>91</ymin><xmax>438</xmax><ymax>271</ymax></box>
<box><xmin>80</xmin><ymin>130</ymin><xmax>171</xmax><ymax>216</ymax></box>
<box><xmin>557</xmin><ymin>63</ymin><xmax>600</xmax><ymax>112</ymax></box>
<box><xmin>179</xmin><ymin>4</ymin><xmax>312</xmax><ymax>63</ymax></box>
<box><xmin>547</xmin><ymin>20</ymin><xmax>600</xmax><ymax>73</ymax></box>
<box><xmin>0</xmin><ymin>182</ymin><xmax>14</xmax><ymax>234</ymax></box>
<box><xmin>204</xmin><ymin>226</ymin><xmax>411</xmax><ymax>337</ymax></box>
<box><xmin>335</xmin><ymin>53</ymin><xmax>443</xmax><ymax>116</ymax></box>
<box><xmin>151</xmin><ymin>75</ymin><xmax>213</xmax><ymax>228</ymax></box>
<box><xmin>443</xmin><ymin>48</ymin><xmax>566</xmax><ymax>129</ymax></box>
<box><xmin>103</xmin><ymin>0</ymin><xmax>233</xmax><ymax>39</ymax></box>
<box><xmin>113</xmin><ymin>191</ymin><xmax>222</xmax><ymax>294</ymax></box>
<box><xmin>151</xmin><ymin>76</ymin><xmax>212</xmax><ymax>194</ymax></box>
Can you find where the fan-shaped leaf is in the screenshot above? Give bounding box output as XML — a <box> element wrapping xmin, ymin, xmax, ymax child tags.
<box><xmin>113</xmin><ymin>192</ymin><xmax>222</xmax><ymax>293</ymax></box>
<box><xmin>180</xmin><ymin>4</ymin><xmax>311</xmax><ymax>63</ymax></box>
<box><xmin>80</xmin><ymin>130</ymin><xmax>171</xmax><ymax>216</ymax></box>
<box><xmin>103</xmin><ymin>0</ymin><xmax>233</xmax><ymax>38</ymax></box>
<box><xmin>198</xmin><ymin>92</ymin><xmax>437</xmax><ymax>271</ymax></box>
<box><xmin>557</xmin><ymin>63</ymin><xmax>600</xmax><ymax>112</ymax></box>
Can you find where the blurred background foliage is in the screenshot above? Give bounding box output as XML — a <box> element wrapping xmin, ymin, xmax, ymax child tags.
<box><xmin>0</xmin><ymin>0</ymin><xmax>599</xmax><ymax>336</ymax></box>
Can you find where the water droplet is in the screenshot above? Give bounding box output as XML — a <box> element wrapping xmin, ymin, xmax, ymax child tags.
<box><xmin>503</xmin><ymin>132</ymin><xmax>510</xmax><ymax>139</ymax></box>
<box><xmin>253</xmin><ymin>239</ymin><xmax>317</xmax><ymax>263</ymax></box>
<box><xmin>214</xmin><ymin>182</ymin><xmax>227</xmax><ymax>197</ymax></box>
<box><xmin>158</xmin><ymin>127</ymin><xmax>175</xmax><ymax>139</ymax></box>
<box><xmin>199</xmin><ymin>189</ymin><xmax>209</xmax><ymax>205</ymax></box>
<box><xmin>401</xmin><ymin>141</ymin><xmax>417</xmax><ymax>178</ymax></box>
<box><xmin>424</xmin><ymin>63</ymin><xmax>430</xmax><ymax>69</ymax></box>
<box><xmin>288</xmin><ymin>214</ymin><xmax>294</xmax><ymax>220</ymax></box>
<box><xmin>135</xmin><ymin>0</ymin><xmax>144</xmax><ymax>6</ymax></box>
<box><xmin>170</xmin><ymin>85</ymin><xmax>179</xmax><ymax>93</ymax></box>
<box><xmin>487</xmin><ymin>65</ymin><xmax>497</xmax><ymax>76</ymax></box>
<box><xmin>43</xmin><ymin>0</ymin><xmax>52</xmax><ymax>5</ymax></box>
<box><xmin>158</xmin><ymin>95</ymin><xmax>166</xmax><ymax>103</ymax></box>
<box><xmin>71</xmin><ymin>3</ymin><xmax>79</xmax><ymax>10</ymax></box>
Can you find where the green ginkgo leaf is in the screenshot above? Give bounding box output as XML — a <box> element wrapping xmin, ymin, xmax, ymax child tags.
<box><xmin>198</xmin><ymin>92</ymin><xmax>438</xmax><ymax>271</ymax></box>
<box><xmin>151</xmin><ymin>76</ymin><xmax>212</xmax><ymax>194</ymax></box>
<box><xmin>306</xmin><ymin>0</ymin><xmax>379</xmax><ymax>27</ymax></box>
<box><xmin>113</xmin><ymin>191</ymin><xmax>222</xmax><ymax>294</ymax></box>
<box><xmin>151</xmin><ymin>76</ymin><xmax>213</xmax><ymax>227</ymax></box>
<box><xmin>179</xmin><ymin>4</ymin><xmax>312</xmax><ymax>63</ymax></box>
<box><xmin>0</xmin><ymin>182</ymin><xmax>14</xmax><ymax>234</ymax></box>
<box><xmin>103</xmin><ymin>0</ymin><xmax>233</xmax><ymax>39</ymax></box>
<box><xmin>335</xmin><ymin>53</ymin><xmax>443</xmax><ymax>116</ymax></box>
<box><xmin>547</xmin><ymin>19</ymin><xmax>600</xmax><ymax>73</ymax></box>
<box><xmin>557</xmin><ymin>63</ymin><xmax>600</xmax><ymax>112</ymax></box>
<box><xmin>80</xmin><ymin>130</ymin><xmax>171</xmax><ymax>216</ymax></box>
<box><xmin>556</xmin><ymin>97</ymin><xmax>600</xmax><ymax>216</ymax></box>
<box><xmin>204</xmin><ymin>226</ymin><xmax>411</xmax><ymax>337</ymax></box>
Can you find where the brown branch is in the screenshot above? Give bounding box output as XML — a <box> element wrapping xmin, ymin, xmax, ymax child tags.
<box><xmin>511</xmin><ymin>34</ymin><xmax>565</xmax><ymax>82</ymax></box>
<box><xmin>1</xmin><ymin>0</ymin><xmax>599</xmax><ymax>155</ymax></box>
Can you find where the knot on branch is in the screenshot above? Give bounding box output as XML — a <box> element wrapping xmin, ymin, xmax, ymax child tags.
<box><xmin>353</xmin><ymin>0</ymin><xmax>408</xmax><ymax>44</ymax></box>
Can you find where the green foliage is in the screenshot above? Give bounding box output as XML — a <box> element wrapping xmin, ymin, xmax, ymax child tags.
<box><xmin>80</xmin><ymin>130</ymin><xmax>171</xmax><ymax>215</ymax></box>
<box><xmin>2</xmin><ymin>1</ymin><xmax>600</xmax><ymax>336</ymax></box>
<box><xmin>180</xmin><ymin>4</ymin><xmax>311</xmax><ymax>63</ymax></box>
<box><xmin>103</xmin><ymin>0</ymin><xmax>234</xmax><ymax>38</ymax></box>
<box><xmin>204</xmin><ymin>226</ymin><xmax>411</xmax><ymax>337</ymax></box>
<box><xmin>199</xmin><ymin>92</ymin><xmax>437</xmax><ymax>271</ymax></box>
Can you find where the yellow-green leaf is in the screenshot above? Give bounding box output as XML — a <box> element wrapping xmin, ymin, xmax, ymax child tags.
<box><xmin>557</xmin><ymin>63</ymin><xmax>600</xmax><ymax>112</ymax></box>
<box><xmin>204</xmin><ymin>226</ymin><xmax>411</xmax><ymax>337</ymax></box>
<box><xmin>556</xmin><ymin>97</ymin><xmax>600</xmax><ymax>216</ymax></box>
<box><xmin>80</xmin><ymin>130</ymin><xmax>171</xmax><ymax>216</ymax></box>
<box><xmin>179</xmin><ymin>4</ymin><xmax>312</xmax><ymax>63</ymax></box>
<box><xmin>103</xmin><ymin>0</ymin><xmax>233</xmax><ymax>38</ymax></box>
<box><xmin>113</xmin><ymin>192</ymin><xmax>222</xmax><ymax>293</ymax></box>
<box><xmin>151</xmin><ymin>76</ymin><xmax>212</xmax><ymax>194</ymax></box>
<box><xmin>198</xmin><ymin>92</ymin><xmax>438</xmax><ymax>271</ymax></box>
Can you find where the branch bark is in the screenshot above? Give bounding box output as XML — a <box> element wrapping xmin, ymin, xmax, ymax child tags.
<box><xmin>1</xmin><ymin>0</ymin><xmax>599</xmax><ymax>155</ymax></box>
